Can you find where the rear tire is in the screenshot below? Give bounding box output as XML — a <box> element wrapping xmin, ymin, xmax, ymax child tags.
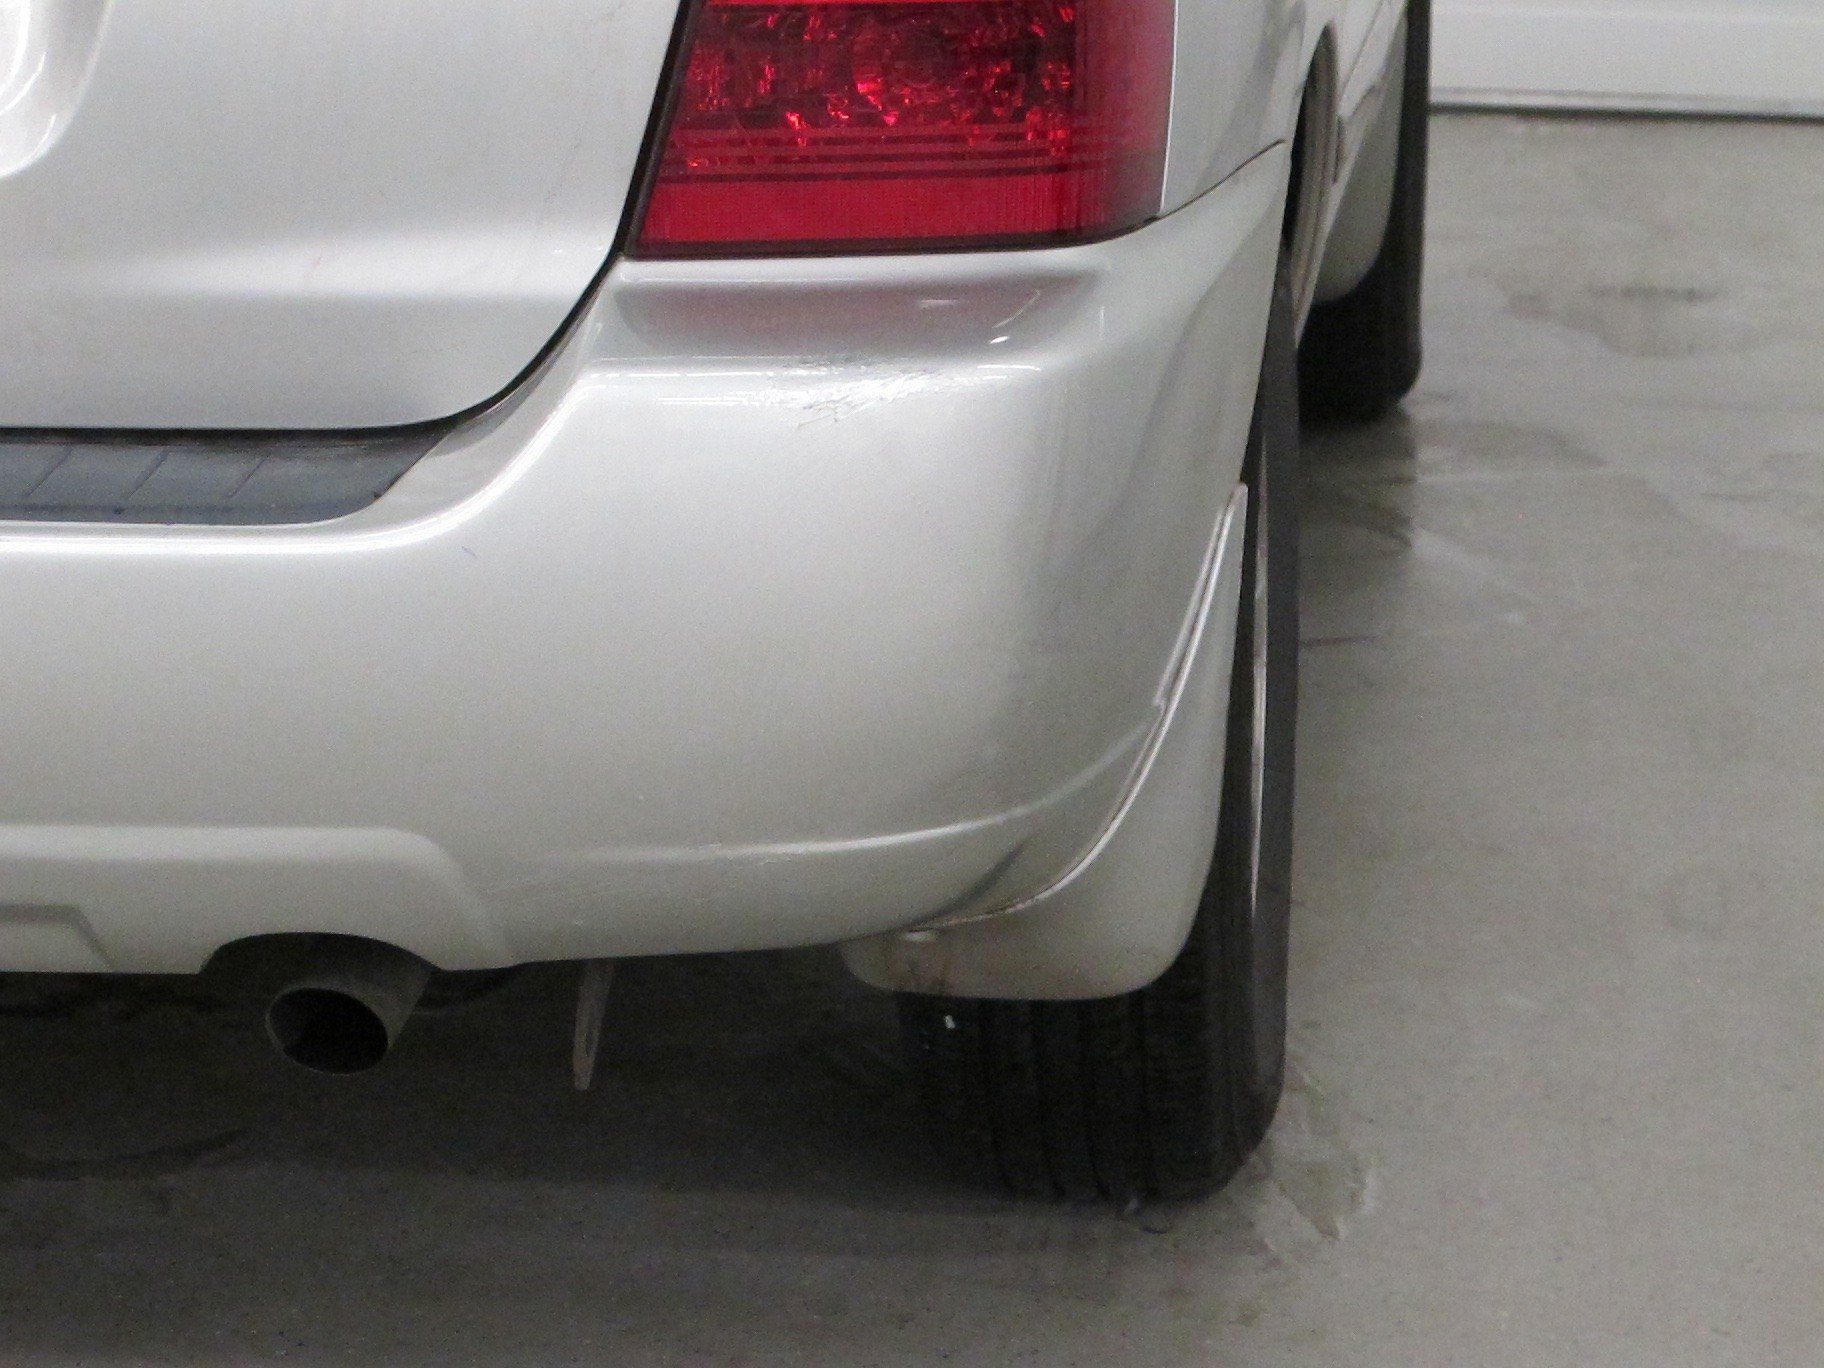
<box><xmin>1299</xmin><ymin>0</ymin><xmax>1430</xmax><ymax>422</ymax></box>
<box><xmin>897</xmin><ymin>263</ymin><xmax>1301</xmax><ymax>1202</ymax></box>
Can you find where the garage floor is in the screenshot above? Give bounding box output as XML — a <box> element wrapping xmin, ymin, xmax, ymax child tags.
<box><xmin>3</xmin><ymin>114</ymin><xmax>1822</xmax><ymax>1365</ymax></box>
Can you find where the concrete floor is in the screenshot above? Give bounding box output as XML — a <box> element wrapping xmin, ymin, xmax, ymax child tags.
<box><xmin>4</xmin><ymin>113</ymin><xmax>1823</xmax><ymax>1364</ymax></box>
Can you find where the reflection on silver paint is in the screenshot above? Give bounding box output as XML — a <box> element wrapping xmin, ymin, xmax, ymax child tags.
<box><xmin>0</xmin><ymin>0</ymin><xmax>104</xmax><ymax>175</ymax></box>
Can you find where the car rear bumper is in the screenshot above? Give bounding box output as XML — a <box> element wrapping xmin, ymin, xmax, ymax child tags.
<box><xmin>0</xmin><ymin>148</ymin><xmax>1286</xmax><ymax>975</ymax></box>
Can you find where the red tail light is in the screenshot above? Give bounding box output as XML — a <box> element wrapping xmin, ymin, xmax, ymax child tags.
<box><xmin>631</xmin><ymin>0</ymin><xmax>1176</xmax><ymax>256</ymax></box>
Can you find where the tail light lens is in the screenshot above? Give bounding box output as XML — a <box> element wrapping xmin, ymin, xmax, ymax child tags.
<box><xmin>632</xmin><ymin>0</ymin><xmax>1176</xmax><ymax>256</ymax></box>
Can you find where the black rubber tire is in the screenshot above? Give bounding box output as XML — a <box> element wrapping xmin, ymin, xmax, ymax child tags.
<box><xmin>1298</xmin><ymin>0</ymin><xmax>1431</xmax><ymax>422</ymax></box>
<box><xmin>898</xmin><ymin>265</ymin><xmax>1301</xmax><ymax>1203</ymax></box>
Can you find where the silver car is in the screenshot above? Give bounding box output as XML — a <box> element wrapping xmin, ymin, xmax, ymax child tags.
<box><xmin>0</xmin><ymin>0</ymin><xmax>1428</xmax><ymax>1198</ymax></box>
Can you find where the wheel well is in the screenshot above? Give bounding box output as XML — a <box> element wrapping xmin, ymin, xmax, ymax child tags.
<box><xmin>1282</xmin><ymin>34</ymin><xmax>1341</xmax><ymax>328</ymax></box>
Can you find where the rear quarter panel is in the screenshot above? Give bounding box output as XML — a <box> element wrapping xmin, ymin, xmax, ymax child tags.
<box><xmin>1163</xmin><ymin>0</ymin><xmax>1399</xmax><ymax>212</ymax></box>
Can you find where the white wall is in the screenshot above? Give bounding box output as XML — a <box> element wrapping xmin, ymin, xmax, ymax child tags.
<box><xmin>1435</xmin><ymin>0</ymin><xmax>1824</xmax><ymax>117</ymax></box>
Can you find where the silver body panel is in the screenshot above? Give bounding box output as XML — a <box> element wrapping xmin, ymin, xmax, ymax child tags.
<box><xmin>0</xmin><ymin>0</ymin><xmax>677</xmax><ymax>428</ymax></box>
<box><xmin>0</xmin><ymin>0</ymin><xmax>1408</xmax><ymax>994</ymax></box>
<box><xmin>0</xmin><ymin>149</ymin><xmax>1287</xmax><ymax>980</ymax></box>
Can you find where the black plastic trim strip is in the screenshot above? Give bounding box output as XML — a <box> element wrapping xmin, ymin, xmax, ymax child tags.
<box><xmin>0</xmin><ymin>426</ymin><xmax>449</xmax><ymax>526</ymax></box>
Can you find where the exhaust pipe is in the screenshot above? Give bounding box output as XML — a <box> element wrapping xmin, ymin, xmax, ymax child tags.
<box><xmin>263</xmin><ymin>937</ymin><xmax>433</xmax><ymax>1075</ymax></box>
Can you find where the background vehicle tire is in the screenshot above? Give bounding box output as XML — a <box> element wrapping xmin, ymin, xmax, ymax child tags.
<box><xmin>1299</xmin><ymin>0</ymin><xmax>1431</xmax><ymax>422</ymax></box>
<box><xmin>896</xmin><ymin>265</ymin><xmax>1301</xmax><ymax>1203</ymax></box>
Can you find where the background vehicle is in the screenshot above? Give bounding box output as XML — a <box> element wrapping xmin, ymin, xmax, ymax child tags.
<box><xmin>0</xmin><ymin>0</ymin><xmax>1426</xmax><ymax>1197</ymax></box>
